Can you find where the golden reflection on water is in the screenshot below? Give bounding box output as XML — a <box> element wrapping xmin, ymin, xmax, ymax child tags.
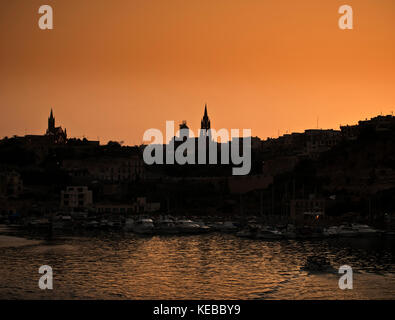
<box><xmin>0</xmin><ymin>233</ymin><xmax>394</xmax><ymax>299</ymax></box>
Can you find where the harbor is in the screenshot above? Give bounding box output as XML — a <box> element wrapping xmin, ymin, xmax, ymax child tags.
<box><xmin>0</xmin><ymin>223</ymin><xmax>394</xmax><ymax>300</ymax></box>
<box><xmin>1</xmin><ymin>212</ymin><xmax>394</xmax><ymax>240</ymax></box>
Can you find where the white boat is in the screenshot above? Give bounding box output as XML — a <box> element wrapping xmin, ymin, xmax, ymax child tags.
<box><xmin>132</xmin><ymin>218</ymin><xmax>154</xmax><ymax>234</ymax></box>
<box><xmin>85</xmin><ymin>220</ymin><xmax>99</xmax><ymax>229</ymax></box>
<box><xmin>255</xmin><ymin>227</ymin><xmax>283</xmax><ymax>240</ymax></box>
<box><xmin>124</xmin><ymin>218</ymin><xmax>135</xmax><ymax>231</ymax></box>
<box><xmin>323</xmin><ymin>226</ymin><xmax>340</xmax><ymax>237</ymax></box>
<box><xmin>110</xmin><ymin>218</ymin><xmax>122</xmax><ymax>229</ymax></box>
<box><xmin>175</xmin><ymin>219</ymin><xmax>207</xmax><ymax>234</ymax></box>
<box><xmin>337</xmin><ymin>225</ymin><xmax>358</xmax><ymax>237</ymax></box>
<box><xmin>29</xmin><ymin>218</ymin><xmax>51</xmax><ymax>228</ymax></box>
<box><xmin>236</xmin><ymin>224</ymin><xmax>260</xmax><ymax>238</ymax></box>
<box><xmin>351</xmin><ymin>224</ymin><xmax>378</xmax><ymax>236</ymax></box>
<box><xmin>71</xmin><ymin>212</ymin><xmax>88</xmax><ymax>219</ymax></box>
<box><xmin>99</xmin><ymin>219</ymin><xmax>107</xmax><ymax>228</ymax></box>
<box><xmin>52</xmin><ymin>215</ymin><xmax>73</xmax><ymax>230</ymax></box>
<box><xmin>155</xmin><ymin>219</ymin><xmax>178</xmax><ymax>234</ymax></box>
<box><xmin>282</xmin><ymin>224</ymin><xmax>297</xmax><ymax>239</ymax></box>
<box><xmin>236</xmin><ymin>228</ymin><xmax>254</xmax><ymax>238</ymax></box>
<box><xmin>217</xmin><ymin>221</ymin><xmax>238</xmax><ymax>233</ymax></box>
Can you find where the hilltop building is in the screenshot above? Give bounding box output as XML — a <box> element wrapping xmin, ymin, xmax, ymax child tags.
<box><xmin>341</xmin><ymin>114</ymin><xmax>395</xmax><ymax>140</ymax></box>
<box><xmin>1</xmin><ymin>108</ymin><xmax>68</xmax><ymax>160</ymax></box>
<box><xmin>200</xmin><ymin>104</ymin><xmax>211</xmax><ymax>139</ymax></box>
<box><xmin>45</xmin><ymin>109</ymin><xmax>67</xmax><ymax>144</ymax></box>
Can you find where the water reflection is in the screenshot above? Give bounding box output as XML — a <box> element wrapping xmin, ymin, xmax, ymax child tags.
<box><xmin>0</xmin><ymin>229</ymin><xmax>394</xmax><ymax>299</ymax></box>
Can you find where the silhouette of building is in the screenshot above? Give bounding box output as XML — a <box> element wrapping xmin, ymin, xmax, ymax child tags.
<box><xmin>178</xmin><ymin>120</ymin><xmax>190</xmax><ymax>141</ymax></box>
<box><xmin>200</xmin><ymin>104</ymin><xmax>211</xmax><ymax>139</ymax></box>
<box><xmin>303</xmin><ymin>129</ymin><xmax>341</xmax><ymax>159</ymax></box>
<box><xmin>341</xmin><ymin>114</ymin><xmax>395</xmax><ymax>140</ymax></box>
<box><xmin>45</xmin><ymin>109</ymin><xmax>67</xmax><ymax>144</ymax></box>
<box><xmin>62</xmin><ymin>154</ymin><xmax>145</xmax><ymax>182</ymax></box>
<box><xmin>179</xmin><ymin>120</ymin><xmax>189</xmax><ymax>131</ymax></box>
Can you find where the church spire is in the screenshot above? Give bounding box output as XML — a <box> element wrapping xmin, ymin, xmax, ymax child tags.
<box><xmin>48</xmin><ymin>108</ymin><xmax>55</xmax><ymax>132</ymax></box>
<box><xmin>200</xmin><ymin>103</ymin><xmax>211</xmax><ymax>135</ymax></box>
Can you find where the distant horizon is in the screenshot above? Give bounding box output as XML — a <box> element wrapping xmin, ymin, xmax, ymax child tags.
<box><xmin>2</xmin><ymin>109</ymin><xmax>393</xmax><ymax>147</ymax></box>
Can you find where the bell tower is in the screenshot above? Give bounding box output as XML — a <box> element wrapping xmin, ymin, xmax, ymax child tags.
<box><xmin>200</xmin><ymin>104</ymin><xmax>210</xmax><ymax>131</ymax></box>
<box><xmin>48</xmin><ymin>108</ymin><xmax>55</xmax><ymax>133</ymax></box>
<box><xmin>200</xmin><ymin>104</ymin><xmax>211</xmax><ymax>140</ymax></box>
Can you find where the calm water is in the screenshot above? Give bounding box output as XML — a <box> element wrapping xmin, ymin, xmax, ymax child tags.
<box><xmin>0</xmin><ymin>225</ymin><xmax>394</xmax><ymax>299</ymax></box>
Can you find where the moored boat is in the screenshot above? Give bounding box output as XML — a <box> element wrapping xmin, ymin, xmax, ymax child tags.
<box><xmin>132</xmin><ymin>218</ymin><xmax>155</xmax><ymax>234</ymax></box>
<box><xmin>124</xmin><ymin>218</ymin><xmax>135</xmax><ymax>231</ymax></box>
<box><xmin>351</xmin><ymin>224</ymin><xmax>378</xmax><ymax>236</ymax></box>
<box><xmin>175</xmin><ymin>219</ymin><xmax>208</xmax><ymax>234</ymax></box>
<box><xmin>323</xmin><ymin>226</ymin><xmax>339</xmax><ymax>237</ymax></box>
<box><xmin>28</xmin><ymin>218</ymin><xmax>51</xmax><ymax>229</ymax></box>
<box><xmin>52</xmin><ymin>215</ymin><xmax>73</xmax><ymax>230</ymax></box>
<box><xmin>337</xmin><ymin>225</ymin><xmax>358</xmax><ymax>237</ymax></box>
<box><xmin>255</xmin><ymin>227</ymin><xmax>283</xmax><ymax>240</ymax></box>
<box><xmin>217</xmin><ymin>221</ymin><xmax>238</xmax><ymax>233</ymax></box>
<box><xmin>155</xmin><ymin>219</ymin><xmax>179</xmax><ymax>234</ymax></box>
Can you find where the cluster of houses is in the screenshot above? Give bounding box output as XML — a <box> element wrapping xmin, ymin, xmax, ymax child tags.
<box><xmin>60</xmin><ymin>186</ymin><xmax>160</xmax><ymax>215</ymax></box>
<box><xmin>0</xmin><ymin>110</ymin><xmax>394</xmax><ymax>223</ymax></box>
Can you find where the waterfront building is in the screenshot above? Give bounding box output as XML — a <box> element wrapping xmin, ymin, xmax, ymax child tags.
<box><xmin>62</xmin><ymin>154</ymin><xmax>145</xmax><ymax>182</ymax></box>
<box><xmin>0</xmin><ymin>170</ymin><xmax>23</xmax><ymax>198</ymax></box>
<box><xmin>60</xmin><ymin>186</ymin><xmax>93</xmax><ymax>209</ymax></box>
<box><xmin>93</xmin><ymin>198</ymin><xmax>160</xmax><ymax>215</ymax></box>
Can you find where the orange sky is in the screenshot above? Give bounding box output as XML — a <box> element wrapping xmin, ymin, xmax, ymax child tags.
<box><xmin>0</xmin><ymin>0</ymin><xmax>394</xmax><ymax>145</ymax></box>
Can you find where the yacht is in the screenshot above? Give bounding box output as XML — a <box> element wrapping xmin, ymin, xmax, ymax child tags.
<box><xmin>52</xmin><ymin>215</ymin><xmax>73</xmax><ymax>230</ymax></box>
<box><xmin>236</xmin><ymin>225</ymin><xmax>259</xmax><ymax>238</ymax></box>
<box><xmin>351</xmin><ymin>224</ymin><xmax>378</xmax><ymax>236</ymax></box>
<box><xmin>99</xmin><ymin>219</ymin><xmax>110</xmax><ymax>229</ymax></box>
<box><xmin>282</xmin><ymin>224</ymin><xmax>297</xmax><ymax>239</ymax></box>
<box><xmin>124</xmin><ymin>218</ymin><xmax>135</xmax><ymax>231</ymax></box>
<box><xmin>255</xmin><ymin>227</ymin><xmax>283</xmax><ymax>240</ymax></box>
<box><xmin>110</xmin><ymin>218</ymin><xmax>123</xmax><ymax>229</ymax></box>
<box><xmin>175</xmin><ymin>219</ymin><xmax>206</xmax><ymax>234</ymax></box>
<box><xmin>323</xmin><ymin>226</ymin><xmax>340</xmax><ymax>237</ymax></box>
<box><xmin>337</xmin><ymin>225</ymin><xmax>358</xmax><ymax>237</ymax></box>
<box><xmin>155</xmin><ymin>219</ymin><xmax>179</xmax><ymax>234</ymax></box>
<box><xmin>236</xmin><ymin>228</ymin><xmax>254</xmax><ymax>238</ymax></box>
<box><xmin>217</xmin><ymin>221</ymin><xmax>238</xmax><ymax>233</ymax></box>
<box><xmin>84</xmin><ymin>220</ymin><xmax>99</xmax><ymax>229</ymax></box>
<box><xmin>132</xmin><ymin>218</ymin><xmax>155</xmax><ymax>234</ymax></box>
<box><xmin>28</xmin><ymin>218</ymin><xmax>51</xmax><ymax>229</ymax></box>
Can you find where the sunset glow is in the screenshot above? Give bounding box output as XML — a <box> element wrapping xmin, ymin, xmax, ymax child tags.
<box><xmin>1</xmin><ymin>0</ymin><xmax>394</xmax><ymax>145</ymax></box>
